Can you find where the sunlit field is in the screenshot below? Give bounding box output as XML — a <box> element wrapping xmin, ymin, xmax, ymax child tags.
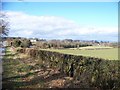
<box><xmin>42</xmin><ymin>47</ymin><xmax>118</xmax><ymax>60</ymax></box>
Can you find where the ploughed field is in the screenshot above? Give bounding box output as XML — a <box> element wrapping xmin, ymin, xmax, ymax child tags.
<box><xmin>42</xmin><ymin>46</ymin><xmax>118</xmax><ymax>60</ymax></box>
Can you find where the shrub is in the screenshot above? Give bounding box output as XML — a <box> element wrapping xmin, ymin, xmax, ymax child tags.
<box><xmin>13</xmin><ymin>39</ymin><xmax>22</xmax><ymax>47</ymax></box>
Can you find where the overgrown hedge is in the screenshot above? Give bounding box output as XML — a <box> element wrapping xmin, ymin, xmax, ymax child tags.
<box><xmin>17</xmin><ymin>48</ymin><xmax>120</xmax><ymax>89</ymax></box>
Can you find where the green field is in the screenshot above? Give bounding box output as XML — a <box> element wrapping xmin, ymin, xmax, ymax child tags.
<box><xmin>42</xmin><ymin>47</ymin><xmax>119</xmax><ymax>60</ymax></box>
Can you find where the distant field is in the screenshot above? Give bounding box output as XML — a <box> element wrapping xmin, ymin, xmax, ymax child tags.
<box><xmin>71</xmin><ymin>46</ymin><xmax>113</xmax><ymax>50</ymax></box>
<box><xmin>42</xmin><ymin>46</ymin><xmax>118</xmax><ymax>60</ymax></box>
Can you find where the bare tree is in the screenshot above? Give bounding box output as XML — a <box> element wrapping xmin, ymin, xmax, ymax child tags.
<box><xmin>0</xmin><ymin>12</ymin><xmax>9</xmax><ymax>37</ymax></box>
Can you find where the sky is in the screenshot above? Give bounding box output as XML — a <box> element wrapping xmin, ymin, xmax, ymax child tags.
<box><xmin>2</xmin><ymin>2</ymin><xmax>118</xmax><ymax>41</ymax></box>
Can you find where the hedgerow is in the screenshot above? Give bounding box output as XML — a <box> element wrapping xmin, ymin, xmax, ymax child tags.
<box><xmin>17</xmin><ymin>48</ymin><xmax>120</xmax><ymax>89</ymax></box>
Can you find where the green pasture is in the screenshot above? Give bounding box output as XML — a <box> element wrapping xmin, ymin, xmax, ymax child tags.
<box><xmin>42</xmin><ymin>47</ymin><xmax>119</xmax><ymax>60</ymax></box>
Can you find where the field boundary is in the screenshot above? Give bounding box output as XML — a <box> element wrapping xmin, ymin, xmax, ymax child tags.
<box><xmin>16</xmin><ymin>48</ymin><xmax>120</xmax><ymax>89</ymax></box>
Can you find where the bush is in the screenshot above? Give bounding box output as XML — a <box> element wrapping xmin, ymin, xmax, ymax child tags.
<box><xmin>20</xmin><ymin>39</ymin><xmax>32</xmax><ymax>48</ymax></box>
<box><xmin>13</xmin><ymin>39</ymin><xmax>22</xmax><ymax>47</ymax></box>
<box><xmin>12</xmin><ymin>39</ymin><xmax>32</xmax><ymax>48</ymax></box>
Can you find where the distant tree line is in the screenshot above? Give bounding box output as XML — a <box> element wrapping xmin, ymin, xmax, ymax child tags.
<box><xmin>9</xmin><ymin>38</ymin><xmax>92</xmax><ymax>49</ymax></box>
<box><xmin>36</xmin><ymin>41</ymin><xmax>92</xmax><ymax>49</ymax></box>
<box><xmin>6</xmin><ymin>37</ymin><xmax>118</xmax><ymax>49</ymax></box>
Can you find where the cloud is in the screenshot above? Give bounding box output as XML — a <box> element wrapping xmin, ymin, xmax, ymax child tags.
<box><xmin>5</xmin><ymin>11</ymin><xmax>118</xmax><ymax>41</ymax></box>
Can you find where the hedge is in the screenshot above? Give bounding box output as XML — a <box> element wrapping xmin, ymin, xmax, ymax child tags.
<box><xmin>17</xmin><ymin>48</ymin><xmax>120</xmax><ymax>89</ymax></box>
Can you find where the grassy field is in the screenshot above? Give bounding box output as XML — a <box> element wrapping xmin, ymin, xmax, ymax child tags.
<box><xmin>42</xmin><ymin>46</ymin><xmax>118</xmax><ymax>60</ymax></box>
